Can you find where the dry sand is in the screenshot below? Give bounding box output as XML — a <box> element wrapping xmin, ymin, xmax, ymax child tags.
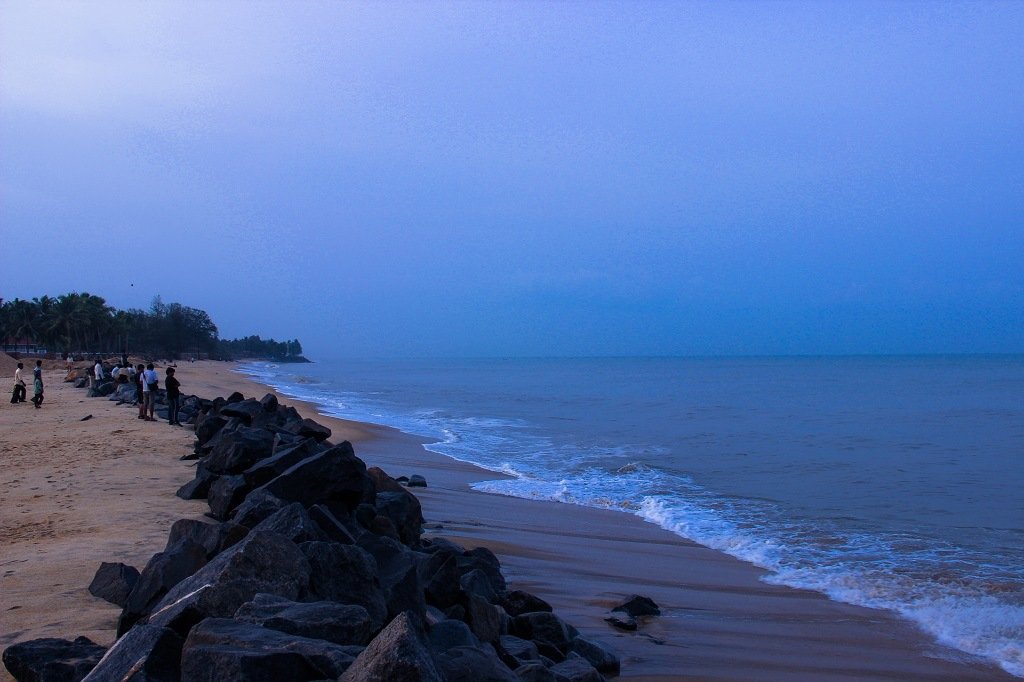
<box><xmin>0</xmin><ymin>360</ymin><xmax>1015</xmax><ymax>680</ymax></box>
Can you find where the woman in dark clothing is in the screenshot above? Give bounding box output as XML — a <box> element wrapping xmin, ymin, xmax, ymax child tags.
<box><xmin>165</xmin><ymin>367</ymin><xmax>182</xmax><ymax>426</ymax></box>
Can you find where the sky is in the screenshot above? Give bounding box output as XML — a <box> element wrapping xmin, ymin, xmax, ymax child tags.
<box><xmin>1</xmin><ymin>1</ymin><xmax>1022</xmax><ymax>358</ymax></box>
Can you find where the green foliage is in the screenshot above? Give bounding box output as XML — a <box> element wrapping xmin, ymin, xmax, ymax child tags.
<box><xmin>0</xmin><ymin>292</ymin><xmax>305</xmax><ymax>361</ymax></box>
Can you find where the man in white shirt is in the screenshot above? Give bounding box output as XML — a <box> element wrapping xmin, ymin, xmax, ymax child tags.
<box><xmin>141</xmin><ymin>363</ymin><xmax>158</xmax><ymax>421</ymax></box>
<box><xmin>11</xmin><ymin>362</ymin><xmax>27</xmax><ymax>403</ymax></box>
<box><xmin>93</xmin><ymin>360</ymin><xmax>105</xmax><ymax>387</ymax></box>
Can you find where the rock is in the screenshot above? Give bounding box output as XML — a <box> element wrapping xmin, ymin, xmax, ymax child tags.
<box><xmin>195</xmin><ymin>414</ymin><xmax>229</xmax><ymax>448</ymax></box>
<box><xmin>251</xmin><ymin>502</ymin><xmax>329</xmax><ymax>544</ymax></box>
<box><xmin>219</xmin><ymin>398</ymin><xmax>264</xmax><ymax>425</ymax></box>
<box><xmin>421</xmin><ymin>551</ymin><xmax>462</xmax><ymax>609</ymax></box>
<box><xmin>165</xmin><ymin>519</ymin><xmax>248</xmax><ymax>560</ymax></box>
<box><xmin>299</xmin><ymin>541</ymin><xmax>387</xmax><ymax>631</ymax></box>
<box><xmin>242</xmin><ymin>438</ymin><xmax>327</xmax><ymax>488</ymax></box>
<box><xmin>408</xmin><ymin>474</ymin><xmax>428</xmax><ymax>487</ymax></box>
<box><xmin>428</xmin><ymin>619</ymin><xmax>479</xmax><ymax>652</ymax></box>
<box><xmin>175</xmin><ymin>464</ymin><xmax>218</xmax><ymax>500</ymax></box>
<box><xmin>117</xmin><ymin>539</ymin><xmax>208</xmax><ymax>636</ymax></box>
<box><xmin>207</xmin><ymin>474</ymin><xmax>252</xmax><ymax>521</ymax></box>
<box><xmin>81</xmin><ymin>625</ymin><xmax>183</xmax><ymax>682</ymax></box>
<box><xmin>467</xmin><ymin>593</ymin><xmax>504</xmax><ymax>644</ymax></box>
<box><xmin>307</xmin><ymin>504</ymin><xmax>357</xmax><ymax>544</ymax></box>
<box><xmin>226</xmin><ymin>391</ymin><xmax>245</xmax><ymax>403</ymax></box>
<box><xmin>459</xmin><ymin>547</ymin><xmax>506</xmax><ymax>594</ymax></box>
<box><xmin>338</xmin><ymin>611</ymin><xmax>443</xmax><ymax>682</ymax></box>
<box><xmin>374</xmin><ymin>491</ymin><xmax>424</xmax><ymax>547</ymax></box>
<box><xmin>180</xmin><ymin>617</ymin><xmax>360</xmax><ymax>681</ymax></box>
<box><xmin>602</xmin><ymin>614</ymin><xmax>636</xmax><ymax>631</ymax></box>
<box><xmin>569</xmin><ymin>636</ymin><xmax>618</xmax><ymax>676</ymax></box>
<box><xmin>511</xmin><ymin>612</ymin><xmax>576</xmax><ymax>662</ymax></box>
<box><xmin>235</xmin><ymin>593</ymin><xmax>374</xmax><ymax>646</ymax></box>
<box><xmin>501</xmin><ymin>590</ymin><xmax>553</xmax><ymax>617</ymax></box>
<box><xmin>74</xmin><ymin>377</ymin><xmax>88</xmax><ymax>388</ymax></box>
<box><xmin>549</xmin><ymin>653</ymin><xmax>604</xmax><ymax>682</ymax></box>
<box><xmin>258</xmin><ymin>444</ymin><xmax>374</xmax><ymax>513</ymax></box>
<box><xmin>497</xmin><ymin>635</ymin><xmax>541</xmax><ymax>668</ymax></box>
<box><xmin>357</xmin><ymin>534</ymin><xmax>426</xmax><ymax>620</ymax></box>
<box><xmin>87</xmin><ymin>562</ymin><xmax>140</xmax><ymax>609</ymax></box>
<box><xmin>204</xmin><ymin>426</ymin><xmax>275</xmax><ymax>475</ymax></box>
<box><xmin>2</xmin><ymin>636</ymin><xmax>106</xmax><ymax>682</ymax></box>
<box><xmin>367</xmin><ymin>466</ymin><xmax>407</xmax><ymax>494</ymax></box>
<box><xmin>461</xmin><ymin>568</ymin><xmax>499</xmax><ymax>604</ymax></box>
<box><xmin>108</xmin><ymin>383</ymin><xmax>137</xmax><ymax>403</ymax></box>
<box><xmin>611</xmin><ymin>594</ymin><xmax>660</xmax><ymax>617</ymax></box>
<box><xmin>230</xmin><ymin>489</ymin><xmax>288</xmax><ymax>529</ymax></box>
<box><xmin>259</xmin><ymin>393</ymin><xmax>278</xmax><ymax>412</ymax></box>
<box><xmin>368</xmin><ymin>514</ymin><xmax>401</xmax><ymax>541</ymax></box>
<box><xmin>145</xmin><ymin>531</ymin><xmax>310</xmax><ymax>636</ymax></box>
<box><xmin>435</xmin><ymin>645</ymin><xmax>518</xmax><ymax>682</ymax></box>
<box><xmin>285</xmin><ymin>417</ymin><xmax>332</xmax><ymax>441</ymax></box>
<box><xmin>513</xmin><ymin>662</ymin><xmax>557</xmax><ymax>682</ymax></box>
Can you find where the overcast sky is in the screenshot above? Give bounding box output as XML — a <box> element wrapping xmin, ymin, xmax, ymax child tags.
<box><xmin>2</xmin><ymin>1</ymin><xmax>1021</xmax><ymax>358</ymax></box>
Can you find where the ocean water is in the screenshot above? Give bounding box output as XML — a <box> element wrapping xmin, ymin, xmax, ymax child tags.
<box><xmin>238</xmin><ymin>356</ymin><xmax>1024</xmax><ymax>676</ymax></box>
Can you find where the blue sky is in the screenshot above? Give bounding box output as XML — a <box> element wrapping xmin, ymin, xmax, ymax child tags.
<box><xmin>2</xmin><ymin>1</ymin><xmax>1021</xmax><ymax>357</ymax></box>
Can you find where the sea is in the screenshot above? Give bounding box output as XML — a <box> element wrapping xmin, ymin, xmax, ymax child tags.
<box><xmin>238</xmin><ymin>355</ymin><xmax>1024</xmax><ymax>676</ymax></box>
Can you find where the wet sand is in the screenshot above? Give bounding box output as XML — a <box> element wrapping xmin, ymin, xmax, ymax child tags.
<box><xmin>0</xmin><ymin>360</ymin><xmax>1014</xmax><ymax>680</ymax></box>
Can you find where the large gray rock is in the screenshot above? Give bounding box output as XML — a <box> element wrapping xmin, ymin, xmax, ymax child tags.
<box><xmin>428</xmin><ymin>619</ymin><xmax>479</xmax><ymax>653</ymax></box>
<box><xmin>549</xmin><ymin>653</ymin><xmax>604</xmax><ymax>682</ymax></box>
<box><xmin>339</xmin><ymin>612</ymin><xmax>443</xmax><ymax>682</ymax></box>
<box><xmin>258</xmin><ymin>444</ymin><xmax>374</xmax><ymax>512</ymax></box>
<box><xmin>421</xmin><ymin>551</ymin><xmax>461</xmax><ymax>609</ymax></box>
<box><xmin>299</xmin><ymin>541</ymin><xmax>387</xmax><ymax>630</ymax></box>
<box><xmin>497</xmin><ymin>635</ymin><xmax>541</xmax><ymax>669</ymax></box>
<box><xmin>180</xmin><ymin>617</ymin><xmax>360</xmax><ymax>681</ymax></box>
<box><xmin>88</xmin><ymin>562</ymin><xmax>139</xmax><ymax>609</ymax></box>
<box><xmin>207</xmin><ymin>474</ymin><xmax>252</xmax><ymax>521</ymax></box>
<box><xmin>515</xmin><ymin>662</ymin><xmax>557</xmax><ymax>682</ymax></box>
<box><xmin>175</xmin><ymin>464</ymin><xmax>218</xmax><ymax>500</ymax></box>
<box><xmin>374</xmin><ymin>491</ymin><xmax>424</xmax><ymax>547</ymax></box>
<box><xmin>285</xmin><ymin>418</ymin><xmax>332</xmax><ymax>441</ymax></box>
<box><xmin>2</xmin><ymin>637</ymin><xmax>106</xmax><ymax>682</ymax></box>
<box><xmin>467</xmin><ymin>593</ymin><xmax>504</xmax><ymax>644</ymax></box>
<box><xmin>81</xmin><ymin>625</ymin><xmax>182</xmax><ymax>682</ymax></box>
<box><xmin>165</xmin><ymin>519</ymin><xmax>248</xmax><ymax>560</ymax></box>
<box><xmin>117</xmin><ymin>539</ymin><xmax>208</xmax><ymax>636</ymax></box>
<box><xmin>242</xmin><ymin>438</ymin><xmax>326</xmax><ymax>488</ymax></box>
<box><xmin>357</xmin><ymin>534</ymin><xmax>426</xmax><ymax>620</ymax></box>
<box><xmin>569</xmin><ymin>636</ymin><xmax>619</xmax><ymax>676</ymax></box>
<box><xmin>204</xmin><ymin>426</ymin><xmax>275</xmax><ymax>475</ymax></box>
<box><xmin>436</xmin><ymin>645</ymin><xmax>518</xmax><ymax>682</ymax></box>
<box><xmin>145</xmin><ymin>531</ymin><xmax>310</xmax><ymax>636</ymax></box>
<box><xmin>218</xmin><ymin>398</ymin><xmax>264</xmax><ymax>425</ymax></box>
<box><xmin>234</xmin><ymin>593</ymin><xmax>374</xmax><ymax>646</ymax></box>
<box><xmin>511</xmin><ymin>612</ymin><xmax>577</xmax><ymax>662</ymax></box>
<box><xmin>250</xmin><ymin>502</ymin><xmax>329</xmax><ymax>544</ymax></box>
<box><xmin>230</xmin><ymin>489</ymin><xmax>288</xmax><ymax>529</ymax></box>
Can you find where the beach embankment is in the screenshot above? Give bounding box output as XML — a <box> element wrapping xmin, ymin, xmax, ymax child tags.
<box><xmin>0</xmin><ymin>360</ymin><xmax>1015</xmax><ymax>680</ymax></box>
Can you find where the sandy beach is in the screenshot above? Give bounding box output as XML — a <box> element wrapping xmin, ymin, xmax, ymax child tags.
<box><xmin>0</xmin><ymin>359</ymin><xmax>1015</xmax><ymax>681</ymax></box>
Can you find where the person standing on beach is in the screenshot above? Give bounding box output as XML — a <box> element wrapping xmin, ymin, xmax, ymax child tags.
<box><xmin>93</xmin><ymin>359</ymin><xmax>105</xmax><ymax>388</ymax></box>
<box><xmin>164</xmin><ymin>367</ymin><xmax>182</xmax><ymax>426</ymax></box>
<box><xmin>30</xmin><ymin>360</ymin><xmax>43</xmax><ymax>408</ymax></box>
<box><xmin>11</xmin><ymin>362</ymin><xmax>27</xmax><ymax>403</ymax></box>
<box><xmin>142</xmin><ymin>363</ymin><xmax>158</xmax><ymax>421</ymax></box>
<box><xmin>135</xmin><ymin>363</ymin><xmax>146</xmax><ymax>419</ymax></box>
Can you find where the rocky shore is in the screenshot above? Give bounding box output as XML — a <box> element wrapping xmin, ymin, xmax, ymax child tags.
<box><xmin>2</xmin><ymin>377</ymin><xmax>623</xmax><ymax>681</ymax></box>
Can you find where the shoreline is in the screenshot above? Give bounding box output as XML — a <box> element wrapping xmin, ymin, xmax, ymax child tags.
<box><xmin>0</xmin><ymin>360</ymin><xmax>1015</xmax><ymax>680</ymax></box>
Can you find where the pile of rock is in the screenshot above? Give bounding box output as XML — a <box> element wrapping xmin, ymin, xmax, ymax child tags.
<box><xmin>3</xmin><ymin>391</ymin><xmax>620</xmax><ymax>681</ymax></box>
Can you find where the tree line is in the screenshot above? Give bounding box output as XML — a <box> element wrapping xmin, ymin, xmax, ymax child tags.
<box><xmin>0</xmin><ymin>293</ymin><xmax>305</xmax><ymax>362</ymax></box>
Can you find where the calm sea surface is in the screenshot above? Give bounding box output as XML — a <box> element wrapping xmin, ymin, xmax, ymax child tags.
<box><xmin>239</xmin><ymin>356</ymin><xmax>1023</xmax><ymax>676</ymax></box>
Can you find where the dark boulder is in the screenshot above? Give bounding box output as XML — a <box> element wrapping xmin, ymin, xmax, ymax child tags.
<box><xmin>459</xmin><ymin>547</ymin><xmax>506</xmax><ymax>594</ymax></box>
<box><xmin>428</xmin><ymin>619</ymin><xmax>479</xmax><ymax>653</ymax></box>
<box><xmin>194</xmin><ymin>414</ymin><xmax>229</xmax><ymax>448</ymax></box>
<box><xmin>234</xmin><ymin>593</ymin><xmax>374</xmax><ymax>646</ymax></box>
<box><xmin>204</xmin><ymin>426</ymin><xmax>275</xmax><ymax>475</ymax></box>
<box><xmin>285</xmin><ymin>417</ymin><xmax>332</xmax><ymax>441</ymax></box>
<box><xmin>145</xmin><ymin>531</ymin><xmax>310</xmax><ymax>636</ymax></box>
<box><xmin>88</xmin><ymin>562</ymin><xmax>139</xmax><ymax>609</ymax></box>
<box><xmin>226</xmin><ymin>391</ymin><xmax>245</xmax><ymax>403</ymax></box>
<box><xmin>257</xmin><ymin>444</ymin><xmax>374</xmax><ymax>512</ymax></box>
<box><xmin>511</xmin><ymin>612</ymin><xmax>577</xmax><ymax>662</ymax></box>
<box><xmin>421</xmin><ymin>551</ymin><xmax>461</xmax><ymax>609</ymax></box>
<box><xmin>496</xmin><ymin>635</ymin><xmax>541</xmax><ymax>669</ymax></box>
<box><xmin>230</xmin><ymin>489</ymin><xmax>288</xmax><ymax>529</ymax></box>
<box><xmin>251</xmin><ymin>502</ymin><xmax>329</xmax><ymax>545</ymax></box>
<box><xmin>569</xmin><ymin>636</ymin><xmax>619</xmax><ymax>676</ymax></box>
<box><xmin>180</xmin><ymin>617</ymin><xmax>360</xmax><ymax>681</ymax></box>
<box><xmin>207</xmin><ymin>474</ymin><xmax>252</xmax><ymax>521</ymax></box>
<box><xmin>165</xmin><ymin>519</ymin><xmax>248</xmax><ymax>560</ymax></box>
<box><xmin>2</xmin><ymin>636</ymin><xmax>106</xmax><ymax>682</ymax></box>
<box><xmin>549</xmin><ymin>653</ymin><xmax>604</xmax><ymax>682</ymax></box>
<box><xmin>242</xmin><ymin>438</ymin><xmax>330</xmax><ymax>489</ymax></box>
<box><xmin>610</xmin><ymin>594</ymin><xmax>660</xmax><ymax>618</ymax></box>
<box><xmin>435</xmin><ymin>645</ymin><xmax>518</xmax><ymax>682</ymax></box>
<box><xmin>513</xmin><ymin>662</ymin><xmax>557</xmax><ymax>682</ymax></box>
<box><xmin>308</xmin><ymin>504</ymin><xmax>357</xmax><ymax>544</ymax></box>
<box><xmin>374</xmin><ymin>491</ymin><xmax>424</xmax><ymax>547</ymax></box>
<box><xmin>460</xmin><ymin>568</ymin><xmax>498</xmax><ymax>604</ymax></box>
<box><xmin>299</xmin><ymin>541</ymin><xmax>387</xmax><ymax>631</ymax></box>
<box><xmin>259</xmin><ymin>393</ymin><xmax>278</xmax><ymax>412</ymax></box>
<box><xmin>357</xmin><ymin>534</ymin><xmax>426</xmax><ymax>620</ymax></box>
<box><xmin>80</xmin><ymin>625</ymin><xmax>182</xmax><ymax>682</ymax></box>
<box><xmin>175</xmin><ymin>464</ymin><xmax>218</xmax><ymax>500</ymax></box>
<box><xmin>338</xmin><ymin>611</ymin><xmax>443</xmax><ymax>682</ymax></box>
<box><xmin>467</xmin><ymin>593</ymin><xmax>504</xmax><ymax>644</ymax></box>
<box><xmin>117</xmin><ymin>539</ymin><xmax>208</xmax><ymax>636</ymax></box>
<box><xmin>501</xmin><ymin>590</ymin><xmax>553</xmax><ymax>617</ymax></box>
<box><xmin>602</xmin><ymin>614</ymin><xmax>636</xmax><ymax>631</ymax></box>
<box><xmin>408</xmin><ymin>474</ymin><xmax>428</xmax><ymax>487</ymax></box>
<box><xmin>219</xmin><ymin>398</ymin><xmax>263</xmax><ymax>425</ymax></box>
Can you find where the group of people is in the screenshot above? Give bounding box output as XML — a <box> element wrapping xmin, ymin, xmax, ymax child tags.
<box><xmin>10</xmin><ymin>357</ymin><xmax>182</xmax><ymax>425</ymax></box>
<box><xmin>9</xmin><ymin>360</ymin><xmax>44</xmax><ymax>408</ymax></box>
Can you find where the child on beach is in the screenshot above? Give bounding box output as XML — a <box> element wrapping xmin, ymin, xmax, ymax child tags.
<box><xmin>30</xmin><ymin>360</ymin><xmax>43</xmax><ymax>408</ymax></box>
<box><xmin>164</xmin><ymin>367</ymin><xmax>182</xmax><ymax>426</ymax></box>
